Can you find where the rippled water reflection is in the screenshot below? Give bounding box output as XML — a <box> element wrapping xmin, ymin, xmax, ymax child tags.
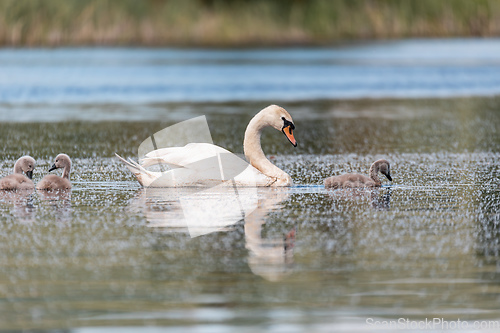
<box><xmin>1</xmin><ymin>97</ymin><xmax>500</xmax><ymax>332</ymax></box>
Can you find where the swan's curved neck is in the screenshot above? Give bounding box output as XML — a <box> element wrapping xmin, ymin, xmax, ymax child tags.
<box><xmin>13</xmin><ymin>161</ymin><xmax>23</xmax><ymax>174</ymax></box>
<box><xmin>62</xmin><ymin>164</ymin><xmax>71</xmax><ymax>179</ymax></box>
<box><xmin>369</xmin><ymin>163</ymin><xmax>381</xmax><ymax>185</ymax></box>
<box><xmin>243</xmin><ymin>112</ymin><xmax>289</xmax><ymax>184</ymax></box>
<box><xmin>244</xmin><ymin>115</ymin><xmax>266</xmax><ymax>163</ymax></box>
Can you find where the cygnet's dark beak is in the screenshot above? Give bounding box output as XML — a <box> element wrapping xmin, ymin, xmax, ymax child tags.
<box><xmin>26</xmin><ymin>170</ymin><xmax>33</xmax><ymax>179</ymax></box>
<box><xmin>385</xmin><ymin>172</ymin><xmax>392</xmax><ymax>182</ymax></box>
<box><xmin>48</xmin><ymin>164</ymin><xmax>57</xmax><ymax>172</ymax></box>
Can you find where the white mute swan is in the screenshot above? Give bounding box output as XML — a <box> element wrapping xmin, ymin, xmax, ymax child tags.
<box><xmin>36</xmin><ymin>154</ymin><xmax>72</xmax><ymax>190</ymax></box>
<box><xmin>324</xmin><ymin>159</ymin><xmax>392</xmax><ymax>189</ymax></box>
<box><xmin>116</xmin><ymin>104</ymin><xmax>297</xmax><ymax>187</ymax></box>
<box><xmin>0</xmin><ymin>156</ymin><xmax>36</xmax><ymax>190</ymax></box>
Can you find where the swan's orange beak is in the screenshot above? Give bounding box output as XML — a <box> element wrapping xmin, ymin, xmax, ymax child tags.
<box><xmin>282</xmin><ymin>125</ymin><xmax>297</xmax><ymax>147</ymax></box>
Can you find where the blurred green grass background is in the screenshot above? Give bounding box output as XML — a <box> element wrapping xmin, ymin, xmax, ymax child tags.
<box><xmin>1</xmin><ymin>0</ymin><xmax>499</xmax><ymax>46</ymax></box>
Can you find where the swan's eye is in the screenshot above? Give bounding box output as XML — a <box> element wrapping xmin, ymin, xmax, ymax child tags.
<box><xmin>282</xmin><ymin>118</ymin><xmax>295</xmax><ymax>130</ymax></box>
<box><xmin>281</xmin><ymin>117</ymin><xmax>285</xmax><ymax>121</ymax></box>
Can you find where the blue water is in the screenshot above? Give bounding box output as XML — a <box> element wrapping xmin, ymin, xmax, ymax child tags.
<box><xmin>1</xmin><ymin>39</ymin><xmax>500</xmax><ymax>107</ymax></box>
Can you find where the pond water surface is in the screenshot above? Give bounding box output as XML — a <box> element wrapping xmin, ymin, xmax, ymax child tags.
<box><xmin>1</xmin><ymin>40</ymin><xmax>500</xmax><ymax>332</ymax></box>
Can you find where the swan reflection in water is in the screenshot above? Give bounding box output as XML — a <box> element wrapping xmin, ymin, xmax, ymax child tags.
<box><xmin>37</xmin><ymin>189</ymin><xmax>72</xmax><ymax>205</ymax></box>
<box><xmin>326</xmin><ymin>187</ymin><xmax>392</xmax><ymax>211</ymax></box>
<box><xmin>36</xmin><ymin>189</ymin><xmax>72</xmax><ymax>224</ymax></box>
<box><xmin>244</xmin><ymin>187</ymin><xmax>295</xmax><ymax>281</ymax></box>
<box><xmin>128</xmin><ymin>184</ymin><xmax>295</xmax><ymax>281</ymax></box>
<box><xmin>0</xmin><ymin>188</ymin><xmax>72</xmax><ymax>223</ymax></box>
<box><xmin>0</xmin><ymin>189</ymin><xmax>36</xmax><ymax>222</ymax></box>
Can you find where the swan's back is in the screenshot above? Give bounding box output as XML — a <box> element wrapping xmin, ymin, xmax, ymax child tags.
<box><xmin>36</xmin><ymin>174</ymin><xmax>72</xmax><ymax>190</ymax></box>
<box><xmin>0</xmin><ymin>174</ymin><xmax>34</xmax><ymax>191</ymax></box>
<box><xmin>142</xmin><ymin>143</ymin><xmax>232</xmax><ymax>168</ymax></box>
<box><xmin>324</xmin><ymin>173</ymin><xmax>376</xmax><ymax>189</ymax></box>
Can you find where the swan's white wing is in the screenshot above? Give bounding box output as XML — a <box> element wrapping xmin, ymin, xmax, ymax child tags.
<box><xmin>150</xmin><ymin>155</ymin><xmax>224</xmax><ymax>187</ymax></box>
<box><xmin>116</xmin><ymin>154</ymin><xmax>220</xmax><ymax>187</ymax></box>
<box><xmin>118</xmin><ymin>143</ymin><xmax>276</xmax><ymax>187</ymax></box>
<box><xmin>141</xmin><ymin>143</ymin><xmax>231</xmax><ymax>168</ymax></box>
<box><xmin>148</xmin><ymin>149</ymin><xmax>274</xmax><ymax>187</ymax></box>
